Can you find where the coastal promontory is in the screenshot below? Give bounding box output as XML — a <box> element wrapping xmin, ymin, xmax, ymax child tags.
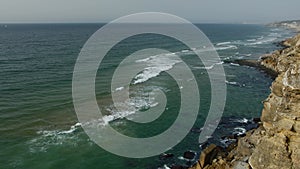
<box><xmin>190</xmin><ymin>26</ymin><xmax>300</xmax><ymax>169</ymax></box>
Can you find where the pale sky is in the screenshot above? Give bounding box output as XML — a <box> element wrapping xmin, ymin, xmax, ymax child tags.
<box><xmin>1</xmin><ymin>0</ymin><xmax>300</xmax><ymax>23</ymax></box>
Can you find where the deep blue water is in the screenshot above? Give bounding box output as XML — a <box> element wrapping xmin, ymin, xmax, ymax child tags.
<box><xmin>0</xmin><ymin>23</ymin><xmax>295</xmax><ymax>169</ymax></box>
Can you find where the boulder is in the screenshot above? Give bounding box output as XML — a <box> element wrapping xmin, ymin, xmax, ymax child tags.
<box><xmin>199</xmin><ymin>144</ymin><xmax>219</xmax><ymax>168</ymax></box>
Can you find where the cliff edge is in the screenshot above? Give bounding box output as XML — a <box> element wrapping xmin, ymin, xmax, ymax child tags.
<box><xmin>189</xmin><ymin>33</ymin><xmax>300</xmax><ymax>169</ymax></box>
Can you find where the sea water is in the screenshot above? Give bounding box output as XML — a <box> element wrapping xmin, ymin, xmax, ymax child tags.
<box><xmin>0</xmin><ymin>23</ymin><xmax>295</xmax><ymax>169</ymax></box>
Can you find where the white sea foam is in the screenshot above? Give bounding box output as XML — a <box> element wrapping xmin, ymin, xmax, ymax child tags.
<box><xmin>220</xmin><ymin>138</ymin><xmax>236</xmax><ymax>147</ymax></box>
<box><xmin>28</xmin><ymin>123</ymin><xmax>84</xmax><ymax>153</ymax></box>
<box><xmin>36</xmin><ymin>123</ymin><xmax>82</xmax><ymax>136</ymax></box>
<box><xmin>102</xmin><ymin>92</ymin><xmax>159</xmax><ymax>125</ymax></box>
<box><xmin>115</xmin><ymin>86</ymin><xmax>124</xmax><ymax>92</ymax></box>
<box><xmin>102</xmin><ymin>110</ymin><xmax>136</xmax><ymax>125</ymax></box>
<box><xmin>225</xmin><ymin>80</ymin><xmax>239</xmax><ymax>86</ymax></box>
<box><xmin>181</xmin><ymin>49</ymin><xmax>190</xmax><ymax>53</ymax></box>
<box><xmin>257</xmin><ymin>36</ymin><xmax>264</xmax><ymax>40</ymax></box>
<box><xmin>245</xmin><ymin>37</ymin><xmax>277</xmax><ymax>46</ymax></box>
<box><xmin>193</xmin><ymin>61</ymin><xmax>224</xmax><ymax>70</ymax></box>
<box><xmin>178</xmin><ymin>156</ymin><xmax>186</xmax><ymax>160</ymax></box>
<box><xmin>135</xmin><ymin>57</ymin><xmax>151</xmax><ymax>63</ymax></box>
<box><xmin>158</xmin><ymin>165</ymin><xmax>171</xmax><ymax>169</ymax></box>
<box><xmin>246</xmin><ymin>39</ymin><xmax>257</xmax><ymax>42</ymax></box>
<box><xmin>269</xmin><ymin>32</ymin><xmax>280</xmax><ymax>37</ymax></box>
<box><xmin>132</xmin><ymin>44</ymin><xmax>232</xmax><ymax>84</ymax></box>
<box><xmin>216</xmin><ymin>41</ymin><xmax>231</xmax><ymax>46</ymax></box>
<box><xmin>233</xmin><ymin>118</ymin><xmax>249</xmax><ymax>124</ymax></box>
<box><xmin>195</xmin><ymin>65</ymin><xmax>214</xmax><ymax>70</ymax></box>
<box><xmin>133</xmin><ymin>53</ymin><xmax>181</xmax><ymax>84</ymax></box>
<box><xmin>230</xmin><ymin>35</ymin><xmax>278</xmax><ymax>46</ymax></box>
<box><xmin>215</xmin><ymin>45</ymin><xmax>238</xmax><ymax>51</ymax></box>
<box><xmin>230</xmin><ymin>63</ymin><xmax>240</xmax><ymax>66</ymax></box>
<box><xmin>233</xmin><ymin>127</ymin><xmax>246</xmax><ymax>136</ymax></box>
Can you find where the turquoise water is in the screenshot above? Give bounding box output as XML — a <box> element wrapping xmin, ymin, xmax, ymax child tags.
<box><xmin>0</xmin><ymin>23</ymin><xmax>295</xmax><ymax>169</ymax></box>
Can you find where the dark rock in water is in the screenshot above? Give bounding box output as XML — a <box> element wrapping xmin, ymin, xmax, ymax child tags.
<box><xmin>183</xmin><ymin>151</ymin><xmax>196</xmax><ymax>160</ymax></box>
<box><xmin>245</xmin><ymin>123</ymin><xmax>258</xmax><ymax>131</ymax></box>
<box><xmin>159</xmin><ymin>153</ymin><xmax>174</xmax><ymax>160</ymax></box>
<box><xmin>252</xmin><ymin>117</ymin><xmax>261</xmax><ymax>123</ymax></box>
<box><xmin>222</xmin><ymin>134</ymin><xmax>238</xmax><ymax>140</ymax></box>
<box><xmin>199</xmin><ymin>140</ymin><xmax>209</xmax><ymax>150</ymax></box>
<box><xmin>190</xmin><ymin>127</ymin><xmax>203</xmax><ymax>133</ymax></box>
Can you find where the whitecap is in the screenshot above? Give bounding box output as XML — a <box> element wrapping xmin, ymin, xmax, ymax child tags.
<box><xmin>225</xmin><ymin>80</ymin><xmax>239</xmax><ymax>86</ymax></box>
<box><xmin>102</xmin><ymin>108</ymin><xmax>136</xmax><ymax>125</ymax></box>
<box><xmin>115</xmin><ymin>86</ymin><xmax>124</xmax><ymax>92</ymax></box>
<box><xmin>233</xmin><ymin>118</ymin><xmax>249</xmax><ymax>124</ymax></box>
<box><xmin>216</xmin><ymin>41</ymin><xmax>231</xmax><ymax>46</ymax></box>
<box><xmin>230</xmin><ymin>63</ymin><xmax>240</xmax><ymax>66</ymax></box>
<box><xmin>193</xmin><ymin>65</ymin><xmax>214</xmax><ymax>70</ymax></box>
<box><xmin>245</xmin><ymin>37</ymin><xmax>277</xmax><ymax>46</ymax></box>
<box><xmin>257</xmin><ymin>36</ymin><xmax>264</xmax><ymax>40</ymax></box>
<box><xmin>215</xmin><ymin>45</ymin><xmax>238</xmax><ymax>51</ymax></box>
<box><xmin>244</xmin><ymin>54</ymin><xmax>252</xmax><ymax>57</ymax></box>
<box><xmin>246</xmin><ymin>39</ymin><xmax>257</xmax><ymax>42</ymax></box>
<box><xmin>181</xmin><ymin>49</ymin><xmax>190</xmax><ymax>53</ymax></box>
<box><xmin>136</xmin><ymin>57</ymin><xmax>150</xmax><ymax>63</ymax></box>
<box><xmin>193</xmin><ymin>61</ymin><xmax>224</xmax><ymax>70</ymax></box>
<box><xmin>178</xmin><ymin>156</ymin><xmax>185</xmax><ymax>160</ymax></box>
<box><xmin>158</xmin><ymin>164</ymin><xmax>171</xmax><ymax>169</ymax></box>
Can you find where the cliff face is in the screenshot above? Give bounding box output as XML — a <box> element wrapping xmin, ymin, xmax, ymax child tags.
<box><xmin>190</xmin><ymin>34</ymin><xmax>300</xmax><ymax>169</ymax></box>
<box><xmin>252</xmin><ymin>34</ymin><xmax>300</xmax><ymax>169</ymax></box>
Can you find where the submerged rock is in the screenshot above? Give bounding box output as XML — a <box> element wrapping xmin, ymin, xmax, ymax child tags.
<box><xmin>183</xmin><ymin>151</ymin><xmax>197</xmax><ymax>160</ymax></box>
<box><xmin>159</xmin><ymin>153</ymin><xmax>175</xmax><ymax>160</ymax></box>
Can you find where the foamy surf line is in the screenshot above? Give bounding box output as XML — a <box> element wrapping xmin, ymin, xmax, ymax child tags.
<box><xmin>192</xmin><ymin>61</ymin><xmax>224</xmax><ymax>70</ymax></box>
<box><xmin>216</xmin><ymin>41</ymin><xmax>231</xmax><ymax>46</ymax></box>
<box><xmin>28</xmin><ymin>123</ymin><xmax>83</xmax><ymax>153</ymax></box>
<box><xmin>245</xmin><ymin>37</ymin><xmax>277</xmax><ymax>46</ymax></box>
<box><xmin>101</xmin><ymin>92</ymin><xmax>159</xmax><ymax>125</ymax></box>
<box><xmin>132</xmin><ymin>47</ymin><xmax>234</xmax><ymax>83</ymax></box>
<box><xmin>133</xmin><ymin>53</ymin><xmax>181</xmax><ymax>84</ymax></box>
<box><xmin>131</xmin><ymin>44</ymin><xmax>239</xmax><ymax>85</ymax></box>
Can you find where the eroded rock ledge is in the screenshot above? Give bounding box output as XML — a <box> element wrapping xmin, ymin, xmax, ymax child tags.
<box><xmin>189</xmin><ymin>34</ymin><xmax>300</xmax><ymax>169</ymax></box>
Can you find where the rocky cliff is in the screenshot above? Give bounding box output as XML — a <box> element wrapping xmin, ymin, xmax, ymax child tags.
<box><xmin>189</xmin><ymin>33</ymin><xmax>300</xmax><ymax>169</ymax></box>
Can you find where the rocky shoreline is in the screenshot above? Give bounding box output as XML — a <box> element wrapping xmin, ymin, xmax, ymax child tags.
<box><xmin>188</xmin><ymin>32</ymin><xmax>300</xmax><ymax>169</ymax></box>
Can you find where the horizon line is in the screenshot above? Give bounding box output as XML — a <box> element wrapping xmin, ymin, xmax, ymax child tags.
<box><xmin>0</xmin><ymin>21</ymin><xmax>267</xmax><ymax>25</ymax></box>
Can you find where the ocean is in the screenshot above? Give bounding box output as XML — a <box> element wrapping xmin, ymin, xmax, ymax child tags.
<box><xmin>0</xmin><ymin>23</ymin><xmax>295</xmax><ymax>169</ymax></box>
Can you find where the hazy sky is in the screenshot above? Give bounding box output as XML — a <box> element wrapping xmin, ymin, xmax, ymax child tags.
<box><xmin>1</xmin><ymin>0</ymin><xmax>300</xmax><ymax>23</ymax></box>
